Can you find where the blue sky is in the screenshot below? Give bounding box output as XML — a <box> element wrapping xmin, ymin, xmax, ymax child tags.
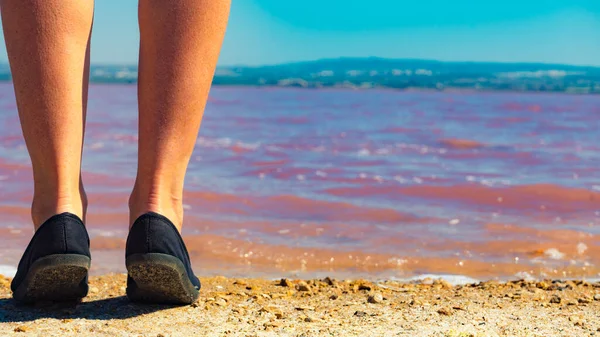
<box><xmin>0</xmin><ymin>0</ymin><xmax>599</xmax><ymax>66</ymax></box>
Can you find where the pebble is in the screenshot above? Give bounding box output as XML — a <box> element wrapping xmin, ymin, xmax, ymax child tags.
<box><xmin>90</xmin><ymin>287</ymin><xmax>99</xmax><ymax>294</ymax></box>
<box><xmin>410</xmin><ymin>299</ymin><xmax>422</xmax><ymax>306</ymax></box>
<box><xmin>14</xmin><ymin>326</ymin><xmax>29</xmax><ymax>333</ymax></box>
<box><xmin>367</xmin><ymin>293</ymin><xmax>383</xmax><ymax>304</ymax></box>
<box><xmin>295</xmin><ymin>306</ymin><xmax>315</xmax><ymax>311</ymax></box>
<box><xmin>296</xmin><ymin>281</ymin><xmax>311</xmax><ymax>292</ymax></box>
<box><xmin>569</xmin><ymin>315</ymin><xmax>583</xmax><ymax>326</ymax></box>
<box><xmin>437</xmin><ymin>308</ymin><xmax>452</xmax><ymax>316</ymax></box>
<box><xmin>421</xmin><ymin>278</ymin><xmax>434</xmax><ymax>285</ymax></box>
<box><xmin>354</xmin><ymin>311</ymin><xmax>367</xmax><ymax>317</ymax></box>
<box><xmin>594</xmin><ymin>294</ymin><xmax>600</xmax><ymax>301</ymax></box>
<box><xmin>357</xmin><ymin>283</ymin><xmax>372</xmax><ymax>291</ymax></box>
<box><xmin>433</xmin><ymin>279</ymin><xmax>453</xmax><ymax>290</ymax></box>
<box><xmin>233</xmin><ymin>280</ymin><xmax>247</xmax><ymax>286</ymax></box>
<box><xmin>264</xmin><ymin>322</ymin><xmax>280</xmax><ymax>328</ymax></box>
<box><xmin>550</xmin><ymin>295</ymin><xmax>561</xmax><ymax>304</ymax></box>
<box><xmin>232</xmin><ymin>308</ymin><xmax>246</xmax><ymax>315</ymax></box>
<box><xmin>279</xmin><ymin>278</ymin><xmax>292</xmax><ymax>287</ymax></box>
<box><xmin>323</xmin><ymin>277</ymin><xmax>336</xmax><ymax>286</ymax></box>
<box><xmin>578</xmin><ymin>297</ymin><xmax>591</xmax><ymax>304</ymax></box>
<box><xmin>329</xmin><ymin>294</ymin><xmax>339</xmax><ymax>300</ymax></box>
<box><xmin>536</xmin><ymin>281</ymin><xmax>550</xmax><ymax>290</ymax></box>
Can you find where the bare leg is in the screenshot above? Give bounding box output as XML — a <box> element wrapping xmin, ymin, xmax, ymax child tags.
<box><xmin>1</xmin><ymin>0</ymin><xmax>93</xmax><ymax>229</ymax></box>
<box><xmin>130</xmin><ymin>0</ymin><xmax>230</xmax><ymax>230</ymax></box>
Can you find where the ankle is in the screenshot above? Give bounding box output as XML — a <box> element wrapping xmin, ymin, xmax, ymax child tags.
<box><xmin>128</xmin><ymin>188</ymin><xmax>183</xmax><ymax>231</ymax></box>
<box><xmin>31</xmin><ymin>188</ymin><xmax>87</xmax><ymax>230</ymax></box>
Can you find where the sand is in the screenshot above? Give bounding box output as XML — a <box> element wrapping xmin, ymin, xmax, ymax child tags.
<box><xmin>1</xmin><ymin>275</ymin><xmax>600</xmax><ymax>336</ymax></box>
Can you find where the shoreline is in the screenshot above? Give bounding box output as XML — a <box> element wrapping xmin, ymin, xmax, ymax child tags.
<box><xmin>1</xmin><ymin>274</ymin><xmax>599</xmax><ymax>336</ymax></box>
<box><xmin>1</xmin><ymin>81</ymin><xmax>598</xmax><ymax>96</ymax></box>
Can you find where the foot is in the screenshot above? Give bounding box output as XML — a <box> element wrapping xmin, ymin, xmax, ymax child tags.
<box><xmin>125</xmin><ymin>212</ymin><xmax>200</xmax><ymax>304</ymax></box>
<box><xmin>11</xmin><ymin>213</ymin><xmax>91</xmax><ymax>303</ymax></box>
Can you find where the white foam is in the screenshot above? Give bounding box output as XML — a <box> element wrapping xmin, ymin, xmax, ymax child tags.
<box><xmin>513</xmin><ymin>271</ymin><xmax>536</xmax><ymax>281</ymax></box>
<box><xmin>397</xmin><ymin>274</ymin><xmax>480</xmax><ymax>286</ymax></box>
<box><xmin>577</xmin><ymin>243</ymin><xmax>588</xmax><ymax>255</ymax></box>
<box><xmin>544</xmin><ymin>248</ymin><xmax>565</xmax><ymax>260</ymax></box>
<box><xmin>0</xmin><ymin>265</ymin><xmax>17</xmax><ymax>278</ymax></box>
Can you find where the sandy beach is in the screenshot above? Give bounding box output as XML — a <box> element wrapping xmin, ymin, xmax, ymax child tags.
<box><xmin>0</xmin><ymin>274</ymin><xmax>598</xmax><ymax>336</ymax></box>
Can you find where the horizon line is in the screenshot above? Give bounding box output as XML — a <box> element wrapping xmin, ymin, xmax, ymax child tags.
<box><xmin>1</xmin><ymin>57</ymin><xmax>600</xmax><ymax>69</ymax></box>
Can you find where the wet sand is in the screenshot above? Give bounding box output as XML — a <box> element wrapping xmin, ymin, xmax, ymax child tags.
<box><xmin>1</xmin><ymin>274</ymin><xmax>600</xmax><ymax>336</ymax></box>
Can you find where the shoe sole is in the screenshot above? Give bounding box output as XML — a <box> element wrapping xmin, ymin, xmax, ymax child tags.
<box><xmin>126</xmin><ymin>253</ymin><xmax>200</xmax><ymax>305</ymax></box>
<box><xmin>13</xmin><ymin>254</ymin><xmax>90</xmax><ymax>304</ymax></box>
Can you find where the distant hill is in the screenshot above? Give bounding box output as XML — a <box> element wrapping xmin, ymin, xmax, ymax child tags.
<box><xmin>2</xmin><ymin>57</ymin><xmax>600</xmax><ymax>93</ymax></box>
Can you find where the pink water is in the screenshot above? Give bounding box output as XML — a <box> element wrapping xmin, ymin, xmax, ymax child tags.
<box><xmin>0</xmin><ymin>83</ymin><xmax>599</xmax><ymax>280</ymax></box>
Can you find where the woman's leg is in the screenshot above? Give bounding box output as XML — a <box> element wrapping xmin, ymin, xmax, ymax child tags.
<box><xmin>1</xmin><ymin>0</ymin><xmax>94</xmax><ymax>229</ymax></box>
<box><xmin>130</xmin><ymin>0</ymin><xmax>230</xmax><ymax>230</ymax></box>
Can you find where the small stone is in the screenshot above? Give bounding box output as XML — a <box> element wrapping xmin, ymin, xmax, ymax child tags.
<box><xmin>214</xmin><ymin>298</ymin><xmax>227</xmax><ymax>306</ymax></box>
<box><xmin>536</xmin><ymin>281</ymin><xmax>550</xmax><ymax>290</ymax></box>
<box><xmin>275</xmin><ymin>312</ymin><xmax>285</xmax><ymax>319</ymax></box>
<box><xmin>264</xmin><ymin>322</ymin><xmax>281</xmax><ymax>329</ymax></box>
<box><xmin>367</xmin><ymin>292</ymin><xmax>383</xmax><ymax>304</ymax></box>
<box><xmin>279</xmin><ymin>278</ymin><xmax>292</xmax><ymax>287</ymax></box>
<box><xmin>14</xmin><ymin>326</ymin><xmax>29</xmax><ymax>333</ymax></box>
<box><xmin>232</xmin><ymin>308</ymin><xmax>246</xmax><ymax>315</ymax></box>
<box><xmin>233</xmin><ymin>279</ymin><xmax>247</xmax><ymax>286</ymax></box>
<box><xmin>409</xmin><ymin>299</ymin><xmax>422</xmax><ymax>306</ymax></box>
<box><xmin>329</xmin><ymin>294</ymin><xmax>338</xmax><ymax>300</ymax></box>
<box><xmin>358</xmin><ymin>283</ymin><xmax>372</xmax><ymax>291</ymax></box>
<box><xmin>421</xmin><ymin>277</ymin><xmax>434</xmax><ymax>285</ymax></box>
<box><xmin>433</xmin><ymin>279</ymin><xmax>453</xmax><ymax>289</ymax></box>
<box><xmin>440</xmin><ymin>280</ymin><xmax>453</xmax><ymax>289</ymax></box>
<box><xmin>354</xmin><ymin>311</ymin><xmax>367</xmax><ymax>317</ymax></box>
<box><xmin>304</xmin><ymin>316</ymin><xmax>314</xmax><ymax>322</ymax></box>
<box><xmin>294</xmin><ymin>306</ymin><xmax>314</xmax><ymax>311</ymax></box>
<box><xmin>90</xmin><ymin>286</ymin><xmax>99</xmax><ymax>294</ymax></box>
<box><xmin>437</xmin><ymin>308</ymin><xmax>452</xmax><ymax>316</ymax></box>
<box><xmin>569</xmin><ymin>315</ymin><xmax>583</xmax><ymax>326</ymax></box>
<box><xmin>578</xmin><ymin>297</ymin><xmax>591</xmax><ymax>304</ymax></box>
<box><xmin>594</xmin><ymin>294</ymin><xmax>600</xmax><ymax>301</ymax></box>
<box><xmin>157</xmin><ymin>334</ymin><xmax>165</xmax><ymax>337</ymax></box>
<box><xmin>550</xmin><ymin>295</ymin><xmax>561</xmax><ymax>304</ymax></box>
<box><xmin>323</xmin><ymin>277</ymin><xmax>336</xmax><ymax>286</ymax></box>
<box><xmin>296</xmin><ymin>281</ymin><xmax>311</xmax><ymax>292</ymax></box>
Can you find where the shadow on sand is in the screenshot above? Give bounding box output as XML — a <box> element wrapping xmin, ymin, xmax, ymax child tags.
<box><xmin>0</xmin><ymin>296</ymin><xmax>182</xmax><ymax>323</ymax></box>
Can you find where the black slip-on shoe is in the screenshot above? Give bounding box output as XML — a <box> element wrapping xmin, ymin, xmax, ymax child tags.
<box><xmin>11</xmin><ymin>213</ymin><xmax>91</xmax><ymax>304</ymax></box>
<box><xmin>125</xmin><ymin>212</ymin><xmax>200</xmax><ymax>304</ymax></box>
